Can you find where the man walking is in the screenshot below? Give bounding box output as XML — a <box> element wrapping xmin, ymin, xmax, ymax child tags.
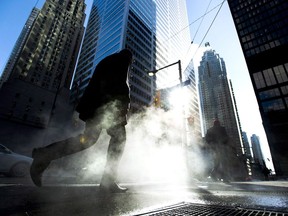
<box><xmin>30</xmin><ymin>49</ymin><xmax>133</xmax><ymax>192</ymax></box>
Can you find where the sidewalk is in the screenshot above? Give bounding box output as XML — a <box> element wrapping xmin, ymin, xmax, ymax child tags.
<box><xmin>1</xmin><ymin>177</ymin><xmax>288</xmax><ymax>216</ymax></box>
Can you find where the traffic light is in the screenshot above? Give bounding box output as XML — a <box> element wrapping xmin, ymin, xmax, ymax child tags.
<box><xmin>188</xmin><ymin>116</ymin><xmax>194</xmax><ymax>126</ymax></box>
<box><xmin>154</xmin><ymin>90</ymin><xmax>161</xmax><ymax>108</ymax></box>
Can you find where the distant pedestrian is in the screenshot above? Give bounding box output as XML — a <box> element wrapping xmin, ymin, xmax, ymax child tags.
<box><xmin>30</xmin><ymin>49</ymin><xmax>133</xmax><ymax>192</ymax></box>
<box><xmin>261</xmin><ymin>161</ymin><xmax>271</xmax><ymax>181</ymax></box>
<box><xmin>205</xmin><ymin>119</ymin><xmax>230</xmax><ymax>182</ymax></box>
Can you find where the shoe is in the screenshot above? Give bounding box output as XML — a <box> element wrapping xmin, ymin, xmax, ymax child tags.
<box><xmin>99</xmin><ymin>182</ymin><xmax>128</xmax><ymax>193</ymax></box>
<box><xmin>30</xmin><ymin>148</ymin><xmax>51</xmax><ymax>187</ymax></box>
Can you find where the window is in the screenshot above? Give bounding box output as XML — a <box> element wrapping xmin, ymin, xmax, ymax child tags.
<box><xmin>262</xmin><ymin>98</ymin><xmax>285</xmax><ymax>112</ymax></box>
<box><xmin>253</xmin><ymin>72</ymin><xmax>265</xmax><ymax>89</ymax></box>
<box><xmin>281</xmin><ymin>85</ymin><xmax>288</xmax><ymax>95</ymax></box>
<box><xmin>274</xmin><ymin>65</ymin><xmax>288</xmax><ymax>83</ymax></box>
<box><xmin>263</xmin><ymin>68</ymin><xmax>276</xmax><ymax>86</ymax></box>
<box><xmin>259</xmin><ymin>88</ymin><xmax>280</xmax><ymax>100</ymax></box>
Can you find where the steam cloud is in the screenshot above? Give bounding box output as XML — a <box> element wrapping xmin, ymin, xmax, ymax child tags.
<box><xmin>45</xmin><ymin>105</ymin><xmax>208</xmax><ymax>185</ymax></box>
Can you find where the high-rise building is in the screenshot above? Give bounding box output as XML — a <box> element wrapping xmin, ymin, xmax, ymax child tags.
<box><xmin>70</xmin><ymin>0</ymin><xmax>191</xmax><ymax>112</ymax></box>
<box><xmin>227</xmin><ymin>0</ymin><xmax>288</xmax><ymax>176</ymax></box>
<box><xmin>242</xmin><ymin>132</ymin><xmax>252</xmax><ymax>160</ymax></box>
<box><xmin>184</xmin><ymin>60</ymin><xmax>202</xmax><ymax>144</ymax></box>
<box><xmin>0</xmin><ymin>0</ymin><xmax>86</xmax><ymax>128</ymax></box>
<box><xmin>0</xmin><ymin>8</ymin><xmax>40</xmax><ymax>89</ymax></box>
<box><xmin>242</xmin><ymin>131</ymin><xmax>252</xmax><ymax>176</ymax></box>
<box><xmin>198</xmin><ymin>48</ymin><xmax>243</xmax><ymax>157</ymax></box>
<box><xmin>251</xmin><ymin>134</ymin><xmax>264</xmax><ymax>166</ymax></box>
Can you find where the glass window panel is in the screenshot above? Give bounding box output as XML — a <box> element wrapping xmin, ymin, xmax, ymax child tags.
<box><xmin>281</xmin><ymin>85</ymin><xmax>288</xmax><ymax>95</ymax></box>
<box><xmin>274</xmin><ymin>65</ymin><xmax>288</xmax><ymax>83</ymax></box>
<box><xmin>285</xmin><ymin>63</ymin><xmax>288</xmax><ymax>73</ymax></box>
<box><xmin>262</xmin><ymin>98</ymin><xmax>285</xmax><ymax>112</ymax></box>
<box><xmin>263</xmin><ymin>68</ymin><xmax>276</xmax><ymax>86</ymax></box>
<box><xmin>253</xmin><ymin>72</ymin><xmax>266</xmax><ymax>89</ymax></box>
<box><xmin>259</xmin><ymin>88</ymin><xmax>280</xmax><ymax>100</ymax></box>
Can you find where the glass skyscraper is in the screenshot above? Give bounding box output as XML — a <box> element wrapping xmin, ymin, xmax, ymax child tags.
<box><xmin>227</xmin><ymin>0</ymin><xmax>288</xmax><ymax>176</ymax></box>
<box><xmin>198</xmin><ymin>48</ymin><xmax>243</xmax><ymax>156</ymax></box>
<box><xmin>198</xmin><ymin>48</ymin><xmax>246</xmax><ymax>178</ymax></box>
<box><xmin>251</xmin><ymin>134</ymin><xmax>264</xmax><ymax>166</ymax></box>
<box><xmin>71</xmin><ymin>0</ymin><xmax>191</xmax><ymax>112</ymax></box>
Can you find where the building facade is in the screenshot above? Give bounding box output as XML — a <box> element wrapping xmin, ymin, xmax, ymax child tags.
<box><xmin>0</xmin><ymin>0</ymin><xmax>86</xmax><ymax>153</ymax></box>
<box><xmin>0</xmin><ymin>8</ymin><xmax>40</xmax><ymax>89</ymax></box>
<box><xmin>242</xmin><ymin>132</ymin><xmax>252</xmax><ymax>160</ymax></box>
<box><xmin>70</xmin><ymin>0</ymin><xmax>191</xmax><ymax>112</ymax></box>
<box><xmin>251</xmin><ymin>134</ymin><xmax>264</xmax><ymax>166</ymax></box>
<box><xmin>198</xmin><ymin>48</ymin><xmax>243</xmax><ymax>157</ymax></box>
<box><xmin>0</xmin><ymin>0</ymin><xmax>86</xmax><ymax>128</ymax></box>
<box><xmin>184</xmin><ymin>60</ymin><xmax>202</xmax><ymax>145</ymax></box>
<box><xmin>227</xmin><ymin>0</ymin><xmax>288</xmax><ymax>176</ymax></box>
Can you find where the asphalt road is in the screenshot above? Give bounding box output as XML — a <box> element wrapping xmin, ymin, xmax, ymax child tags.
<box><xmin>1</xmin><ymin>176</ymin><xmax>288</xmax><ymax>216</ymax></box>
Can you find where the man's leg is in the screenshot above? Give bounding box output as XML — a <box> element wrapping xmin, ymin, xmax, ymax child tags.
<box><xmin>100</xmin><ymin>124</ymin><xmax>127</xmax><ymax>192</ymax></box>
<box><xmin>30</xmin><ymin>123</ymin><xmax>102</xmax><ymax>187</ymax></box>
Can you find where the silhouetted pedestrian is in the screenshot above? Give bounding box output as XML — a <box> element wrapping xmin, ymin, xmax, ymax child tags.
<box><xmin>30</xmin><ymin>49</ymin><xmax>133</xmax><ymax>192</ymax></box>
<box><xmin>205</xmin><ymin>119</ymin><xmax>230</xmax><ymax>182</ymax></box>
<box><xmin>261</xmin><ymin>161</ymin><xmax>271</xmax><ymax>181</ymax></box>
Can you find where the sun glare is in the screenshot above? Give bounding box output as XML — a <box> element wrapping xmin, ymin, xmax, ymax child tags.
<box><xmin>169</xmin><ymin>88</ymin><xmax>188</xmax><ymax>110</ymax></box>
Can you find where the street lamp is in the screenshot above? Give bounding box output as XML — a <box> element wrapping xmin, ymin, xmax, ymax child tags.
<box><xmin>147</xmin><ymin>60</ymin><xmax>183</xmax><ymax>87</ymax></box>
<box><xmin>147</xmin><ymin>60</ymin><xmax>187</xmax><ymax>148</ymax></box>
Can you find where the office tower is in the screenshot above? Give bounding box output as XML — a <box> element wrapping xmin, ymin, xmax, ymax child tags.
<box><xmin>184</xmin><ymin>60</ymin><xmax>202</xmax><ymax>144</ymax></box>
<box><xmin>70</xmin><ymin>0</ymin><xmax>191</xmax><ymax>112</ymax></box>
<box><xmin>242</xmin><ymin>131</ymin><xmax>252</xmax><ymax>176</ymax></box>
<box><xmin>251</xmin><ymin>134</ymin><xmax>264</xmax><ymax>166</ymax></box>
<box><xmin>198</xmin><ymin>47</ymin><xmax>247</xmax><ymax>179</ymax></box>
<box><xmin>227</xmin><ymin>0</ymin><xmax>288</xmax><ymax>176</ymax></box>
<box><xmin>198</xmin><ymin>48</ymin><xmax>243</xmax><ymax>157</ymax></box>
<box><xmin>0</xmin><ymin>8</ymin><xmax>40</xmax><ymax>89</ymax></box>
<box><xmin>0</xmin><ymin>0</ymin><xmax>86</xmax><ymax>128</ymax></box>
<box><xmin>242</xmin><ymin>132</ymin><xmax>252</xmax><ymax>159</ymax></box>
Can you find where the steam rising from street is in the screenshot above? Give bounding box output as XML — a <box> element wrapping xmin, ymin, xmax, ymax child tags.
<box><xmin>45</xmin><ymin>106</ymin><xmax>207</xmax><ymax>185</ymax></box>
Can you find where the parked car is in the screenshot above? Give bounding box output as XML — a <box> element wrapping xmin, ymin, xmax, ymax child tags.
<box><xmin>0</xmin><ymin>144</ymin><xmax>32</xmax><ymax>177</ymax></box>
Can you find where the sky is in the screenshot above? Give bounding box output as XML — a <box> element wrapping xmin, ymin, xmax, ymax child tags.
<box><xmin>0</xmin><ymin>0</ymin><xmax>273</xmax><ymax>170</ymax></box>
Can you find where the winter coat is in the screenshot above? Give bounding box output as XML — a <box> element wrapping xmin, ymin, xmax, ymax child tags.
<box><xmin>76</xmin><ymin>51</ymin><xmax>131</xmax><ymax>124</ymax></box>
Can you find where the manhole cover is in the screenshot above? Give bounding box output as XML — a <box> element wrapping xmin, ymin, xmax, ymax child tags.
<box><xmin>134</xmin><ymin>202</ymin><xmax>288</xmax><ymax>216</ymax></box>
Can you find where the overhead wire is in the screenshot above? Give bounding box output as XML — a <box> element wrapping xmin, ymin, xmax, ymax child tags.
<box><xmin>192</xmin><ymin>0</ymin><xmax>213</xmax><ymax>43</ymax></box>
<box><xmin>190</xmin><ymin>0</ymin><xmax>226</xmax><ymax>60</ymax></box>
<box><xmin>163</xmin><ymin>1</ymin><xmax>226</xmax><ymax>44</ymax></box>
<box><xmin>184</xmin><ymin>0</ymin><xmax>214</xmax><ymax>61</ymax></box>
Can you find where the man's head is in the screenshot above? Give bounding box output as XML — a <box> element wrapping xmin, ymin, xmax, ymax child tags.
<box><xmin>119</xmin><ymin>49</ymin><xmax>133</xmax><ymax>62</ymax></box>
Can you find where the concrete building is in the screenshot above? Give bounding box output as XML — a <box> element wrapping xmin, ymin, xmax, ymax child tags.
<box><xmin>0</xmin><ymin>0</ymin><xmax>86</xmax><ymax>152</ymax></box>
<box><xmin>0</xmin><ymin>8</ymin><xmax>40</xmax><ymax>89</ymax></box>
<box><xmin>227</xmin><ymin>0</ymin><xmax>288</xmax><ymax>177</ymax></box>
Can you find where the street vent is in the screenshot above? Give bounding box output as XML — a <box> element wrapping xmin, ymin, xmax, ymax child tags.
<box><xmin>135</xmin><ymin>202</ymin><xmax>288</xmax><ymax>216</ymax></box>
